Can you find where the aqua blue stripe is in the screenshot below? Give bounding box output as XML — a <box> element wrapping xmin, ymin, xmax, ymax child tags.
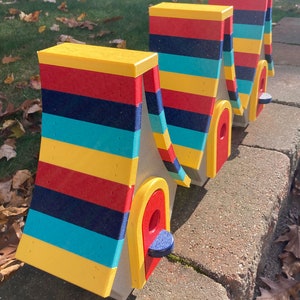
<box><xmin>169</xmin><ymin>166</ymin><xmax>188</xmax><ymax>181</ymax></box>
<box><xmin>223</xmin><ymin>51</ymin><xmax>234</xmax><ymax>67</ymax></box>
<box><xmin>237</xmin><ymin>79</ymin><xmax>253</xmax><ymax>95</ymax></box>
<box><xmin>149</xmin><ymin>112</ymin><xmax>168</xmax><ymax>134</ymax></box>
<box><xmin>169</xmin><ymin>125</ymin><xmax>207</xmax><ymax>151</ymax></box>
<box><xmin>233</xmin><ymin>24</ymin><xmax>264</xmax><ymax>40</ymax></box>
<box><xmin>264</xmin><ymin>21</ymin><xmax>271</xmax><ymax>33</ymax></box>
<box><xmin>158</xmin><ymin>53</ymin><xmax>221</xmax><ymax>78</ymax></box>
<box><xmin>42</xmin><ymin>113</ymin><xmax>140</xmax><ymax>158</ymax></box>
<box><xmin>24</xmin><ymin>209</ymin><xmax>124</xmax><ymax>268</ymax></box>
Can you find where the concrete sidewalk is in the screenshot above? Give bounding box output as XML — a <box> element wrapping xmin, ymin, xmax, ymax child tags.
<box><xmin>0</xmin><ymin>17</ymin><xmax>300</xmax><ymax>300</ymax></box>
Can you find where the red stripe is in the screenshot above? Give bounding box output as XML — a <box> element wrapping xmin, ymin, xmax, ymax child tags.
<box><xmin>209</xmin><ymin>0</ymin><xmax>267</xmax><ymax>11</ymax></box>
<box><xmin>158</xmin><ymin>145</ymin><xmax>177</xmax><ymax>163</ymax></box>
<box><xmin>224</xmin><ymin>16</ymin><xmax>233</xmax><ymax>35</ymax></box>
<box><xmin>35</xmin><ymin>162</ymin><xmax>134</xmax><ymax>213</ymax></box>
<box><xmin>161</xmin><ymin>89</ymin><xmax>215</xmax><ymax>116</ymax></box>
<box><xmin>149</xmin><ymin>16</ymin><xmax>223</xmax><ymax>41</ymax></box>
<box><xmin>234</xmin><ymin>52</ymin><xmax>259</xmax><ymax>68</ymax></box>
<box><xmin>39</xmin><ymin>64</ymin><xmax>143</xmax><ymax>106</ymax></box>
<box><xmin>226</xmin><ymin>79</ymin><xmax>237</xmax><ymax>92</ymax></box>
<box><xmin>143</xmin><ymin>66</ymin><xmax>160</xmax><ymax>93</ymax></box>
<box><xmin>264</xmin><ymin>44</ymin><xmax>272</xmax><ymax>55</ymax></box>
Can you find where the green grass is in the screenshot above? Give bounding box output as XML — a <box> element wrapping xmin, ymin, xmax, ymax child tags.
<box><xmin>0</xmin><ymin>0</ymin><xmax>299</xmax><ymax>179</ymax></box>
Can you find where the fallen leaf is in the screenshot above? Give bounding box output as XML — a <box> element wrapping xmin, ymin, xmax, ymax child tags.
<box><xmin>58</xmin><ymin>34</ymin><xmax>85</xmax><ymax>44</ymax></box>
<box><xmin>44</xmin><ymin>0</ymin><xmax>56</xmax><ymax>2</ymax></box>
<box><xmin>109</xmin><ymin>39</ymin><xmax>126</xmax><ymax>48</ymax></box>
<box><xmin>77</xmin><ymin>12</ymin><xmax>86</xmax><ymax>21</ymax></box>
<box><xmin>257</xmin><ymin>276</ymin><xmax>300</xmax><ymax>300</ymax></box>
<box><xmin>8</xmin><ymin>8</ymin><xmax>20</xmax><ymax>15</ymax></box>
<box><xmin>29</xmin><ymin>75</ymin><xmax>41</xmax><ymax>90</ymax></box>
<box><xmin>0</xmin><ymin>179</ymin><xmax>12</xmax><ymax>205</ymax></box>
<box><xmin>276</xmin><ymin>225</ymin><xmax>300</xmax><ymax>258</ymax></box>
<box><xmin>56</xmin><ymin>17</ymin><xmax>80</xmax><ymax>28</ymax></box>
<box><xmin>15</xmin><ymin>81</ymin><xmax>29</xmax><ymax>89</ymax></box>
<box><xmin>0</xmin><ymin>102</ymin><xmax>15</xmax><ymax>118</ymax></box>
<box><xmin>12</xmin><ymin>170</ymin><xmax>32</xmax><ymax>190</ymax></box>
<box><xmin>279</xmin><ymin>251</ymin><xmax>300</xmax><ymax>279</ymax></box>
<box><xmin>57</xmin><ymin>1</ymin><xmax>68</xmax><ymax>12</ymax></box>
<box><xmin>19</xmin><ymin>10</ymin><xmax>41</xmax><ymax>22</ymax></box>
<box><xmin>1</xmin><ymin>119</ymin><xmax>25</xmax><ymax>139</ymax></box>
<box><xmin>103</xmin><ymin>16</ymin><xmax>123</xmax><ymax>23</ymax></box>
<box><xmin>0</xmin><ymin>206</ymin><xmax>28</xmax><ymax>220</ymax></box>
<box><xmin>50</xmin><ymin>23</ymin><xmax>60</xmax><ymax>31</ymax></box>
<box><xmin>38</xmin><ymin>25</ymin><xmax>46</xmax><ymax>33</ymax></box>
<box><xmin>0</xmin><ymin>144</ymin><xmax>16</xmax><ymax>161</ymax></box>
<box><xmin>80</xmin><ymin>20</ymin><xmax>97</xmax><ymax>30</ymax></box>
<box><xmin>4</xmin><ymin>73</ymin><xmax>14</xmax><ymax>84</ymax></box>
<box><xmin>2</xmin><ymin>55</ymin><xmax>21</xmax><ymax>64</ymax></box>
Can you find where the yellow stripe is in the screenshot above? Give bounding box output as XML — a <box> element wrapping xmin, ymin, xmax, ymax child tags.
<box><xmin>173</xmin><ymin>144</ymin><xmax>203</xmax><ymax>169</ymax></box>
<box><xmin>264</xmin><ymin>33</ymin><xmax>272</xmax><ymax>45</ymax></box>
<box><xmin>234</xmin><ymin>38</ymin><xmax>262</xmax><ymax>55</ymax></box>
<box><xmin>239</xmin><ymin>93</ymin><xmax>250</xmax><ymax>109</ymax></box>
<box><xmin>233</xmin><ymin>106</ymin><xmax>244</xmax><ymax>116</ymax></box>
<box><xmin>160</xmin><ymin>71</ymin><xmax>218</xmax><ymax>97</ymax></box>
<box><xmin>223</xmin><ymin>66</ymin><xmax>236</xmax><ymax>81</ymax></box>
<box><xmin>39</xmin><ymin>137</ymin><xmax>138</xmax><ymax>186</ymax></box>
<box><xmin>149</xmin><ymin>3</ymin><xmax>233</xmax><ymax>21</ymax></box>
<box><xmin>175</xmin><ymin>175</ymin><xmax>191</xmax><ymax>187</ymax></box>
<box><xmin>16</xmin><ymin>234</ymin><xmax>116</xmax><ymax>298</ymax></box>
<box><xmin>38</xmin><ymin>44</ymin><xmax>158</xmax><ymax>78</ymax></box>
<box><xmin>153</xmin><ymin>130</ymin><xmax>171</xmax><ymax>150</ymax></box>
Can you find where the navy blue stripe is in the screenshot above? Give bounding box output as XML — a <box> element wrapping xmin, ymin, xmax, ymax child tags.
<box><xmin>164</xmin><ymin>107</ymin><xmax>211</xmax><ymax>133</ymax></box>
<box><xmin>42</xmin><ymin>89</ymin><xmax>142</xmax><ymax>132</ymax></box>
<box><xmin>31</xmin><ymin>185</ymin><xmax>129</xmax><ymax>240</ymax></box>
<box><xmin>266</xmin><ymin>8</ymin><xmax>272</xmax><ymax>21</ymax></box>
<box><xmin>164</xmin><ymin>158</ymin><xmax>180</xmax><ymax>173</ymax></box>
<box><xmin>223</xmin><ymin>34</ymin><xmax>233</xmax><ymax>52</ymax></box>
<box><xmin>234</xmin><ymin>10</ymin><xmax>266</xmax><ymax>25</ymax></box>
<box><xmin>235</xmin><ymin>66</ymin><xmax>256</xmax><ymax>81</ymax></box>
<box><xmin>228</xmin><ymin>91</ymin><xmax>239</xmax><ymax>101</ymax></box>
<box><xmin>149</xmin><ymin>34</ymin><xmax>222</xmax><ymax>60</ymax></box>
<box><xmin>145</xmin><ymin>91</ymin><xmax>164</xmax><ymax>115</ymax></box>
<box><xmin>265</xmin><ymin>54</ymin><xmax>272</xmax><ymax>64</ymax></box>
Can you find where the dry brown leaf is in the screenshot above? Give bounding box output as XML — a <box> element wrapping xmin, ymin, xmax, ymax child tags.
<box><xmin>0</xmin><ymin>101</ymin><xmax>15</xmax><ymax>118</ymax></box>
<box><xmin>50</xmin><ymin>23</ymin><xmax>60</xmax><ymax>31</ymax></box>
<box><xmin>0</xmin><ymin>206</ymin><xmax>28</xmax><ymax>221</ymax></box>
<box><xmin>109</xmin><ymin>39</ymin><xmax>127</xmax><ymax>49</ymax></box>
<box><xmin>56</xmin><ymin>17</ymin><xmax>80</xmax><ymax>28</ymax></box>
<box><xmin>257</xmin><ymin>276</ymin><xmax>300</xmax><ymax>300</ymax></box>
<box><xmin>279</xmin><ymin>251</ymin><xmax>300</xmax><ymax>279</ymax></box>
<box><xmin>8</xmin><ymin>8</ymin><xmax>20</xmax><ymax>15</ymax></box>
<box><xmin>19</xmin><ymin>10</ymin><xmax>41</xmax><ymax>22</ymax></box>
<box><xmin>80</xmin><ymin>20</ymin><xmax>97</xmax><ymax>30</ymax></box>
<box><xmin>103</xmin><ymin>16</ymin><xmax>123</xmax><ymax>24</ymax></box>
<box><xmin>77</xmin><ymin>12</ymin><xmax>86</xmax><ymax>21</ymax></box>
<box><xmin>58</xmin><ymin>34</ymin><xmax>86</xmax><ymax>44</ymax></box>
<box><xmin>2</xmin><ymin>55</ymin><xmax>21</xmax><ymax>64</ymax></box>
<box><xmin>1</xmin><ymin>119</ymin><xmax>25</xmax><ymax>139</ymax></box>
<box><xmin>276</xmin><ymin>225</ymin><xmax>300</xmax><ymax>258</ymax></box>
<box><xmin>38</xmin><ymin>25</ymin><xmax>46</xmax><ymax>33</ymax></box>
<box><xmin>4</xmin><ymin>73</ymin><xmax>14</xmax><ymax>84</ymax></box>
<box><xmin>0</xmin><ymin>144</ymin><xmax>16</xmax><ymax>161</ymax></box>
<box><xmin>30</xmin><ymin>75</ymin><xmax>41</xmax><ymax>90</ymax></box>
<box><xmin>0</xmin><ymin>179</ymin><xmax>12</xmax><ymax>205</ymax></box>
<box><xmin>12</xmin><ymin>170</ymin><xmax>32</xmax><ymax>190</ymax></box>
<box><xmin>57</xmin><ymin>1</ymin><xmax>68</xmax><ymax>12</ymax></box>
